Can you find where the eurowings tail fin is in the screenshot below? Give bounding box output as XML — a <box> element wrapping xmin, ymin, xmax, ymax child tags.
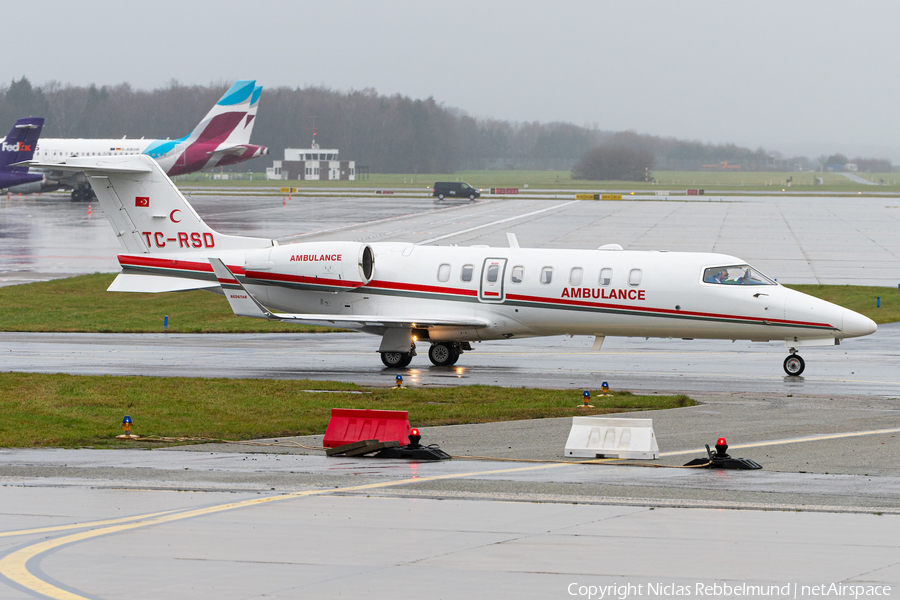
<box><xmin>189</xmin><ymin>80</ymin><xmax>257</xmax><ymax>146</ymax></box>
<box><xmin>141</xmin><ymin>80</ymin><xmax>259</xmax><ymax>164</ymax></box>
<box><xmin>1</xmin><ymin>117</ymin><xmax>44</xmax><ymax>171</ymax></box>
<box><xmin>225</xmin><ymin>84</ymin><xmax>262</xmax><ymax>146</ymax></box>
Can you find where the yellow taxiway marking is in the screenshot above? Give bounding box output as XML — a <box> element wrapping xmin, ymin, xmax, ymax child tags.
<box><xmin>3</xmin><ymin>424</ymin><xmax>900</xmax><ymax>599</ymax></box>
<box><xmin>0</xmin><ymin>509</ymin><xmax>186</xmax><ymax>539</ymax></box>
<box><xmin>0</xmin><ymin>462</ymin><xmax>567</xmax><ymax>600</ymax></box>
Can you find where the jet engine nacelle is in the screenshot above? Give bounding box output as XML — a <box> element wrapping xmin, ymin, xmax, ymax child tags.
<box><xmin>7</xmin><ymin>176</ymin><xmax>60</xmax><ymax>194</ymax></box>
<box><xmin>243</xmin><ymin>242</ymin><xmax>375</xmax><ymax>289</ymax></box>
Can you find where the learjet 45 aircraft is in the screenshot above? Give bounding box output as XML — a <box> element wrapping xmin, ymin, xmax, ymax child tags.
<box><xmin>33</xmin><ymin>155</ymin><xmax>876</xmax><ymax>376</ymax></box>
<box><xmin>9</xmin><ymin>80</ymin><xmax>267</xmax><ymax>201</ymax></box>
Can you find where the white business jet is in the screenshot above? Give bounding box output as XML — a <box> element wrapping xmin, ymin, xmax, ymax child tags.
<box><xmin>30</xmin><ymin>155</ymin><xmax>876</xmax><ymax>376</ymax></box>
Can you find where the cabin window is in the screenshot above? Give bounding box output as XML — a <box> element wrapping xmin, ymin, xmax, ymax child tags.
<box><xmin>599</xmin><ymin>268</ymin><xmax>612</xmax><ymax>286</ymax></box>
<box><xmin>486</xmin><ymin>264</ymin><xmax>500</xmax><ymax>283</ymax></box>
<box><xmin>437</xmin><ymin>263</ymin><xmax>451</xmax><ymax>282</ymax></box>
<box><xmin>569</xmin><ymin>267</ymin><xmax>583</xmax><ymax>286</ymax></box>
<box><xmin>540</xmin><ymin>267</ymin><xmax>553</xmax><ymax>285</ymax></box>
<box><xmin>460</xmin><ymin>264</ymin><xmax>474</xmax><ymax>282</ymax></box>
<box><xmin>628</xmin><ymin>269</ymin><xmax>642</xmax><ymax>286</ymax></box>
<box><xmin>511</xmin><ymin>266</ymin><xmax>524</xmax><ymax>284</ymax></box>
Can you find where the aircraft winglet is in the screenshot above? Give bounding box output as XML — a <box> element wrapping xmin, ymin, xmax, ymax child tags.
<box><xmin>209</xmin><ymin>258</ymin><xmax>275</xmax><ymax>319</ymax></box>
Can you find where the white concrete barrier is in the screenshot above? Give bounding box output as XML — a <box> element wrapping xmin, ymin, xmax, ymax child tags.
<box><xmin>564</xmin><ymin>416</ymin><xmax>659</xmax><ymax>459</ymax></box>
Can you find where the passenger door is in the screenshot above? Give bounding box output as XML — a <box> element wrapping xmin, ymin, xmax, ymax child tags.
<box><xmin>479</xmin><ymin>258</ymin><xmax>507</xmax><ymax>303</ymax></box>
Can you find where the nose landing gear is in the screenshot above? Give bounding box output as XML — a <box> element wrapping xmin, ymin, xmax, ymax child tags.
<box><xmin>783</xmin><ymin>349</ymin><xmax>805</xmax><ymax>376</ymax></box>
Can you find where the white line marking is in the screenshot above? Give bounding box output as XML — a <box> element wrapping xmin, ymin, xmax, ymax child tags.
<box><xmin>417</xmin><ymin>200</ymin><xmax>580</xmax><ymax>244</ymax></box>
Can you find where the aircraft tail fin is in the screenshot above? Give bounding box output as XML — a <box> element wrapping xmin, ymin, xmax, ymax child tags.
<box><xmin>226</xmin><ymin>84</ymin><xmax>262</xmax><ymax>145</ymax></box>
<box><xmin>26</xmin><ymin>154</ymin><xmax>273</xmax><ymax>254</ymax></box>
<box><xmin>140</xmin><ymin>80</ymin><xmax>258</xmax><ymax>162</ymax></box>
<box><xmin>188</xmin><ymin>80</ymin><xmax>257</xmax><ymax>146</ymax></box>
<box><xmin>1</xmin><ymin>117</ymin><xmax>44</xmax><ymax>172</ymax></box>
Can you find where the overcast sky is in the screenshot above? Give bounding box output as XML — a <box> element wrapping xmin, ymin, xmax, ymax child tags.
<box><xmin>5</xmin><ymin>0</ymin><xmax>900</xmax><ymax>160</ymax></box>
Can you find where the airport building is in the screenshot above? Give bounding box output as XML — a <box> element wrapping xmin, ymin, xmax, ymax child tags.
<box><xmin>266</xmin><ymin>142</ymin><xmax>355</xmax><ymax>181</ymax></box>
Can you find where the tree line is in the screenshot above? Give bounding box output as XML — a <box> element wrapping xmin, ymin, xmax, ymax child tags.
<box><xmin>0</xmin><ymin>77</ymin><xmax>892</xmax><ymax>175</ymax></box>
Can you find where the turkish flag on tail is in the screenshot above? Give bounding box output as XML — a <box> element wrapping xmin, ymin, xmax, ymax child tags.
<box><xmin>135</xmin><ymin>197</ymin><xmax>149</xmax><ymax>207</ymax></box>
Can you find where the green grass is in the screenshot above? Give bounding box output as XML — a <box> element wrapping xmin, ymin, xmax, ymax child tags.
<box><xmin>0</xmin><ymin>273</ymin><xmax>337</xmax><ymax>333</ymax></box>
<box><xmin>786</xmin><ymin>284</ymin><xmax>900</xmax><ymax>324</ymax></box>
<box><xmin>174</xmin><ymin>170</ymin><xmax>900</xmax><ymax>194</ymax></box>
<box><xmin>0</xmin><ymin>372</ymin><xmax>694</xmax><ymax>447</ymax></box>
<box><xmin>1</xmin><ymin>275</ymin><xmax>897</xmax><ymax>333</ymax></box>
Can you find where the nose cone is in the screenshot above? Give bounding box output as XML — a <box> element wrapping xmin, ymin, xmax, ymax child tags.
<box><xmin>842</xmin><ymin>309</ymin><xmax>877</xmax><ymax>338</ymax></box>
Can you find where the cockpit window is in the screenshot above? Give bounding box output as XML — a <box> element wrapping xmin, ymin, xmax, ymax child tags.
<box><xmin>703</xmin><ymin>265</ymin><xmax>776</xmax><ymax>286</ymax></box>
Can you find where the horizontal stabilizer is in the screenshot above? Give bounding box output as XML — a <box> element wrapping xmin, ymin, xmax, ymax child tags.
<box><xmin>108</xmin><ymin>274</ymin><xmax>219</xmax><ymax>293</ymax></box>
<box><xmin>207</xmin><ymin>144</ymin><xmax>246</xmax><ymax>156</ymax></box>
<box><xmin>13</xmin><ymin>158</ymin><xmax>152</xmax><ymax>173</ymax></box>
<box><xmin>208</xmin><ymin>258</ymin><xmax>489</xmax><ymax>328</ymax></box>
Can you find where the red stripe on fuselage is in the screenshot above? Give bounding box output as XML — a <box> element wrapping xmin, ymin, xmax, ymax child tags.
<box><xmin>505</xmin><ymin>292</ymin><xmax>834</xmax><ymax>329</ymax></box>
<box><xmin>366</xmin><ymin>279</ymin><xmax>479</xmax><ymax>296</ymax></box>
<box><xmin>243</xmin><ymin>270</ymin><xmax>364</xmax><ymax>288</ymax></box>
<box><xmin>118</xmin><ymin>254</ymin><xmax>245</xmax><ymax>275</ymax></box>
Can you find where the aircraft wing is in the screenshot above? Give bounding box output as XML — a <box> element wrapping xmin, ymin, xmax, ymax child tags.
<box><xmin>208</xmin><ymin>258</ymin><xmax>489</xmax><ymax>328</ymax></box>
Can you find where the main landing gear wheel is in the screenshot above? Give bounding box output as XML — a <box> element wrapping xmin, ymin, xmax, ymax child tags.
<box><xmin>783</xmin><ymin>354</ymin><xmax>805</xmax><ymax>376</ymax></box>
<box><xmin>381</xmin><ymin>351</ymin><xmax>413</xmax><ymax>368</ymax></box>
<box><xmin>428</xmin><ymin>342</ymin><xmax>460</xmax><ymax>367</ymax></box>
<box><xmin>71</xmin><ymin>188</ymin><xmax>96</xmax><ymax>202</ymax></box>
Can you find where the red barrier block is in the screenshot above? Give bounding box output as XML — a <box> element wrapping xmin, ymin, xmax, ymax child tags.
<box><xmin>323</xmin><ymin>408</ymin><xmax>412</xmax><ymax>448</ymax></box>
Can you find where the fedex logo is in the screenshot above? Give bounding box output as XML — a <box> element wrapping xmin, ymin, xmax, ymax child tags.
<box><xmin>1</xmin><ymin>142</ymin><xmax>30</xmax><ymax>152</ymax></box>
<box><xmin>141</xmin><ymin>231</ymin><xmax>215</xmax><ymax>248</ymax></box>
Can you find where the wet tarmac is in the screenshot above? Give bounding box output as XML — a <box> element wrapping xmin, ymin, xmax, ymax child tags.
<box><xmin>1</xmin><ymin>323</ymin><xmax>896</xmax><ymax>395</ymax></box>
<box><xmin>2</xmin><ymin>188</ymin><xmax>900</xmax><ymax>598</ymax></box>
<box><xmin>3</xmin><ymin>189</ymin><xmax>900</xmax><ymax>285</ymax></box>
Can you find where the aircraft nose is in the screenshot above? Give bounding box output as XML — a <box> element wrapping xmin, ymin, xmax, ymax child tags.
<box><xmin>842</xmin><ymin>309</ymin><xmax>877</xmax><ymax>338</ymax></box>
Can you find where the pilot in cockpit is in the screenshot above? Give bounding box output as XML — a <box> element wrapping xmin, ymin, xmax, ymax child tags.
<box><xmin>704</xmin><ymin>268</ymin><xmax>729</xmax><ymax>284</ymax></box>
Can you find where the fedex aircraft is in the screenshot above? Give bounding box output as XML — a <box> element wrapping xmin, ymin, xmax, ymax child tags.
<box><xmin>0</xmin><ymin>117</ymin><xmax>44</xmax><ymax>190</ymax></box>
<box><xmin>9</xmin><ymin>80</ymin><xmax>267</xmax><ymax>201</ymax></box>
<box><xmin>31</xmin><ymin>155</ymin><xmax>877</xmax><ymax>377</ymax></box>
